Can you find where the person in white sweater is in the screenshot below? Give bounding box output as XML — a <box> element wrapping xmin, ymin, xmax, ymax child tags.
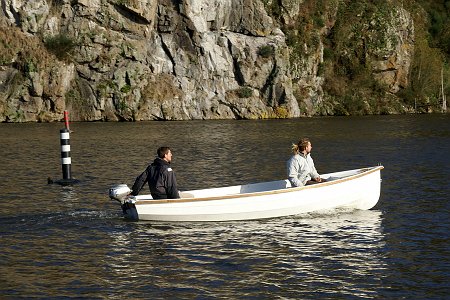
<box><xmin>286</xmin><ymin>138</ymin><xmax>325</xmax><ymax>187</ymax></box>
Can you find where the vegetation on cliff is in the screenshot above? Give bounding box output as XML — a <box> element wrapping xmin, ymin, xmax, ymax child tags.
<box><xmin>264</xmin><ymin>0</ymin><xmax>449</xmax><ymax>115</ymax></box>
<box><xmin>401</xmin><ymin>0</ymin><xmax>450</xmax><ymax>112</ymax></box>
<box><xmin>0</xmin><ymin>24</ymin><xmax>66</xmax><ymax>122</ymax></box>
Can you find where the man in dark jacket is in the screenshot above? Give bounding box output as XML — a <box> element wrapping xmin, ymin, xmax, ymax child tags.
<box><xmin>130</xmin><ymin>147</ymin><xmax>180</xmax><ymax>199</ymax></box>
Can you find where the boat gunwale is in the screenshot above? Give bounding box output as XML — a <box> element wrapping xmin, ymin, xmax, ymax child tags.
<box><xmin>134</xmin><ymin>166</ymin><xmax>384</xmax><ymax>205</ymax></box>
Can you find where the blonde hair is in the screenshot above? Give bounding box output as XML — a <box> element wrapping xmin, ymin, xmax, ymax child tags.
<box><xmin>292</xmin><ymin>138</ymin><xmax>310</xmax><ymax>154</ymax></box>
<box><xmin>291</xmin><ymin>143</ymin><xmax>299</xmax><ymax>154</ymax></box>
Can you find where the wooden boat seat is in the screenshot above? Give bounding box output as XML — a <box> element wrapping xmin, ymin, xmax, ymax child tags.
<box><xmin>179</xmin><ymin>192</ymin><xmax>195</xmax><ymax>198</ymax></box>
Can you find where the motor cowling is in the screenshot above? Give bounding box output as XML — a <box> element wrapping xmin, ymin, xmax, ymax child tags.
<box><xmin>109</xmin><ymin>184</ymin><xmax>132</xmax><ymax>202</ymax></box>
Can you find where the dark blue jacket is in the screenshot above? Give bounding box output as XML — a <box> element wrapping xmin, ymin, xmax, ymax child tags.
<box><xmin>131</xmin><ymin>158</ymin><xmax>180</xmax><ymax>199</ymax></box>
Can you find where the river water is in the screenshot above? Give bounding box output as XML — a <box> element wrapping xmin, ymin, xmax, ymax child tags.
<box><xmin>0</xmin><ymin>114</ymin><xmax>449</xmax><ymax>299</ymax></box>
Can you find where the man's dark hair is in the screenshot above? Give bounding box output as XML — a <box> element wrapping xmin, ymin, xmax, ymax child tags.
<box><xmin>157</xmin><ymin>147</ymin><xmax>171</xmax><ymax>158</ymax></box>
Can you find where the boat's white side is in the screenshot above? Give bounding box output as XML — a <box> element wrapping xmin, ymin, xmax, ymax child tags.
<box><xmin>121</xmin><ymin>166</ymin><xmax>383</xmax><ymax>222</ymax></box>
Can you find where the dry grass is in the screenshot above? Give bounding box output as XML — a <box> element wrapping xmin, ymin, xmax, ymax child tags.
<box><xmin>0</xmin><ymin>24</ymin><xmax>56</xmax><ymax>71</ymax></box>
<box><xmin>141</xmin><ymin>73</ymin><xmax>181</xmax><ymax>102</ymax></box>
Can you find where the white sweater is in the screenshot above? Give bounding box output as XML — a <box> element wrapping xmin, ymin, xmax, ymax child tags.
<box><xmin>286</xmin><ymin>153</ymin><xmax>320</xmax><ymax>187</ymax></box>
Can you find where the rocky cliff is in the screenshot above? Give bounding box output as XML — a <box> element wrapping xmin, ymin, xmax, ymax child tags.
<box><xmin>0</xmin><ymin>0</ymin><xmax>416</xmax><ymax>122</ymax></box>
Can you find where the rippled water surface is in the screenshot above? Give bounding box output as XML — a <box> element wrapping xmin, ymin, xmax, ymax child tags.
<box><xmin>1</xmin><ymin>114</ymin><xmax>449</xmax><ymax>299</ymax></box>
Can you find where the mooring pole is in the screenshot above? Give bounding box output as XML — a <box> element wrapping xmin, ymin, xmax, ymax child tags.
<box><xmin>47</xmin><ymin>112</ymin><xmax>79</xmax><ymax>185</ymax></box>
<box><xmin>60</xmin><ymin>128</ymin><xmax>72</xmax><ymax>180</ymax></box>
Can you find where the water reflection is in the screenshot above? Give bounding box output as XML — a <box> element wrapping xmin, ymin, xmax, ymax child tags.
<box><xmin>106</xmin><ymin>210</ymin><xmax>386</xmax><ymax>298</ymax></box>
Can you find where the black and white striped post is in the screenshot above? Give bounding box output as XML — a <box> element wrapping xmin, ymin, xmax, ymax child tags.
<box><xmin>48</xmin><ymin>111</ymin><xmax>78</xmax><ymax>185</ymax></box>
<box><xmin>60</xmin><ymin>128</ymin><xmax>72</xmax><ymax>180</ymax></box>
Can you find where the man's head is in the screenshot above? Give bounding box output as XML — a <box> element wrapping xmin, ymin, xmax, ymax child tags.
<box><xmin>157</xmin><ymin>146</ymin><xmax>173</xmax><ymax>162</ymax></box>
<box><xmin>298</xmin><ymin>138</ymin><xmax>312</xmax><ymax>153</ymax></box>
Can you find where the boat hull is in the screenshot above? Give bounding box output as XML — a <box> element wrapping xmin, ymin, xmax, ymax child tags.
<box><xmin>118</xmin><ymin>166</ymin><xmax>383</xmax><ymax>222</ymax></box>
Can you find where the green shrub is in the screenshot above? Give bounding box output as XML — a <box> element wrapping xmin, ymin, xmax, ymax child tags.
<box><xmin>237</xmin><ymin>86</ymin><xmax>253</xmax><ymax>98</ymax></box>
<box><xmin>44</xmin><ymin>34</ymin><xmax>76</xmax><ymax>60</ymax></box>
<box><xmin>323</xmin><ymin>47</ymin><xmax>334</xmax><ymax>60</ymax></box>
<box><xmin>7</xmin><ymin>108</ymin><xmax>25</xmax><ymax>122</ymax></box>
<box><xmin>25</xmin><ymin>60</ymin><xmax>37</xmax><ymax>73</ymax></box>
<box><xmin>313</xmin><ymin>15</ymin><xmax>325</xmax><ymax>28</ymax></box>
<box><xmin>120</xmin><ymin>84</ymin><xmax>131</xmax><ymax>93</ymax></box>
<box><xmin>257</xmin><ymin>45</ymin><xmax>274</xmax><ymax>58</ymax></box>
<box><xmin>117</xmin><ymin>100</ymin><xmax>128</xmax><ymax>111</ymax></box>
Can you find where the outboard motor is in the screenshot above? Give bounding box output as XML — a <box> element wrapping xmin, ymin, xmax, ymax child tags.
<box><xmin>109</xmin><ymin>184</ymin><xmax>139</xmax><ymax>220</ymax></box>
<box><xmin>109</xmin><ymin>184</ymin><xmax>132</xmax><ymax>203</ymax></box>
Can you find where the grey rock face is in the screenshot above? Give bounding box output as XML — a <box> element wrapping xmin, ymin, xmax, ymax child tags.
<box><xmin>0</xmin><ymin>0</ymin><xmax>415</xmax><ymax>121</ymax></box>
<box><xmin>0</xmin><ymin>0</ymin><xmax>299</xmax><ymax>121</ymax></box>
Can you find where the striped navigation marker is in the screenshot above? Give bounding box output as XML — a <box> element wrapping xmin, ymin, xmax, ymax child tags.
<box><xmin>60</xmin><ymin>128</ymin><xmax>72</xmax><ymax>180</ymax></box>
<box><xmin>48</xmin><ymin>111</ymin><xmax>79</xmax><ymax>185</ymax></box>
<box><xmin>48</xmin><ymin>128</ymin><xmax>79</xmax><ymax>185</ymax></box>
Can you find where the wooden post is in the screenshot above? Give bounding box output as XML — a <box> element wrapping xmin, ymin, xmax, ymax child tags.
<box><xmin>444</xmin><ymin>94</ymin><xmax>447</xmax><ymax>113</ymax></box>
<box><xmin>442</xmin><ymin>68</ymin><xmax>447</xmax><ymax>113</ymax></box>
